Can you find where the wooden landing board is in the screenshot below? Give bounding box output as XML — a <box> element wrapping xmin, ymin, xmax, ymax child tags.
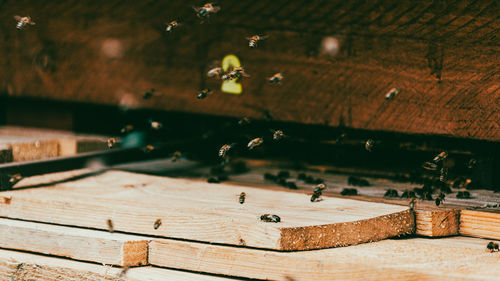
<box><xmin>150</xmin><ymin>236</ymin><xmax>500</xmax><ymax>281</ymax></box>
<box><xmin>0</xmin><ymin>218</ymin><xmax>148</xmax><ymax>266</ymax></box>
<box><xmin>0</xmin><ymin>249</ymin><xmax>234</xmax><ymax>281</ymax></box>
<box><xmin>460</xmin><ymin>210</ymin><xmax>500</xmax><ymax>240</ymax></box>
<box><xmin>0</xmin><ymin>170</ymin><xmax>413</xmax><ymax>251</ymax></box>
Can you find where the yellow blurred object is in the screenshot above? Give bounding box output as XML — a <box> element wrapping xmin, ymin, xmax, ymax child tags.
<box><xmin>221</xmin><ymin>54</ymin><xmax>242</xmax><ymax>94</ymax></box>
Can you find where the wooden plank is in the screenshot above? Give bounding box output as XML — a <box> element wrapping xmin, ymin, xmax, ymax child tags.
<box><xmin>416</xmin><ymin>209</ymin><xmax>459</xmax><ymax>237</ymax></box>
<box><xmin>150</xmin><ymin>236</ymin><xmax>500</xmax><ymax>281</ymax></box>
<box><xmin>0</xmin><ymin>170</ymin><xmax>413</xmax><ymax>250</ymax></box>
<box><xmin>460</xmin><ymin>210</ymin><xmax>500</xmax><ymax>240</ymax></box>
<box><xmin>0</xmin><ymin>249</ymin><xmax>234</xmax><ymax>281</ymax></box>
<box><xmin>0</xmin><ymin>218</ymin><xmax>148</xmax><ymax>266</ymax></box>
<box><xmin>0</xmin><ymin>1</ymin><xmax>498</xmax><ymax>141</ymax></box>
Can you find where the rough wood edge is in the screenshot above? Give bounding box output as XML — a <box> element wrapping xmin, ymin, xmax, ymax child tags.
<box><xmin>459</xmin><ymin>209</ymin><xmax>500</xmax><ymax>240</ymax></box>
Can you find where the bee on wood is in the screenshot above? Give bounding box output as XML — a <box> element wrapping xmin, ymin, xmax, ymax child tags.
<box><xmin>311</xmin><ymin>183</ymin><xmax>326</xmax><ymax>202</ymax></box>
<box><xmin>197</xmin><ymin>88</ymin><xmax>212</xmax><ymax>99</ymax></box>
<box><xmin>385</xmin><ymin>87</ymin><xmax>400</xmax><ymax>100</ymax></box>
<box><xmin>9</xmin><ymin>174</ymin><xmax>22</xmax><ymax>185</ymax></box>
<box><xmin>365</xmin><ymin>139</ymin><xmax>375</xmax><ymax>152</ymax></box>
<box><xmin>239</xmin><ymin>192</ymin><xmax>246</xmax><ymax>204</ymax></box>
<box><xmin>120</xmin><ymin>124</ymin><xmax>134</xmax><ymax>134</ymax></box>
<box><xmin>14</xmin><ymin>15</ymin><xmax>35</xmax><ymax>30</ymax></box>
<box><xmin>433</xmin><ymin>151</ymin><xmax>448</xmax><ymax>163</ymax></box>
<box><xmin>193</xmin><ymin>3</ymin><xmax>220</xmax><ymax>20</ymax></box>
<box><xmin>165</xmin><ymin>20</ymin><xmax>180</xmax><ymax>32</ymax></box>
<box><xmin>106</xmin><ymin>219</ymin><xmax>114</xmax><ymax>233</ymax></box>
<box><xmin>2</xmin><ymin>196</ymin><xmax>12</xmax><ymax>204</ymax></box>
<box><xmin>219</xmin><ymin>143</ymin><xmax>235</xmax><ymax>158</ymax></box>
<box><xmin>107</xmin><ymin>138</ymin><xmax>117</xmax><ymax>149</ymax></box>
<box><xmin>487</xmin><ymin>242</ymin><xmax>499</xmax><ymax>252</ymax></box>
<box><xmin>435</xmin><ymin>192</ymin><xmax>445</xmax><ymax>206</ymax></box>
<box><xmin>401</xmin><ymin>190</ymin><xmax>416</xmax><ymax>198</ymax></box>
<box><xmin>207</xmin><ymin>67</ymin><xmax>224</xmax><ymax>78</ymax></box>
<box><xmin>207</xmin><ymin>177</ymin><xmax>220</xmax><ymax>183</ymax></box>
<box><xmin>268</xmin><ymin>73</ymin><xmax>283</xmax><ymax>84</ymax></box>
<box><xmin>142</xmin><ymin>89</ymin><xmax>156</xmax><ymax>100</ymax></box>
<box><xmin>171</xmin><ymin>151</ymin><xmax>182</xmax><ymax>162</ymax></box>
<box><xmin>149</xmin><ymin>120</ymin><xmax>163</xmax><ymax>130</ymax></box>
<box><xmin>422</xmin><ymin>161</ymin><xmax>438</xmax><ymax>171</ymax></box>
<box><xmin>260</xmin><ymin>214</ymin><xmax>280</xmax><ymax>223</ymax></box>
<box><xmin>271</xmin><ymin>129</ymin><xmax>285</xmax><ymax>141</ymax></box>
<box><xmin>247</xmin><ymin>137</ymin><xmax>263</xmax><ymax>150</ymax></box>
<box><xmin>384</xmin><ymin>189</ymin><xmax>399</xmax><ymax>198</ymax></box>
<box><xmin>409</xmin><ymin>198</ymin><xmax>416</xmax><ymax>211</ymax></box>
<box><xmin>246</xmin><ymin>35</ymin><xmax>268</xmax><ymax>48</ymax></box>
<box><xmin>154</xmin><ymin>219</ymin><xmax>162</xmax><ymax>230</ymax></box>
<box><xmin>439</xmin><ymin>167</ymin><xmax>448</xmax><ymax>182</ymax></box>
<box><xmin>341</xmin><ymin>188</ymin><xmax>358</xmax><ymax>196</ymax></box>
<box><xmin>456</xmin><ymin>191</ymin><xmax>471</xmax><ymax>199</ymax></box>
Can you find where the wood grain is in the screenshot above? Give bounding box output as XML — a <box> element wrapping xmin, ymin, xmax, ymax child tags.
<box><xmin>149</xmin><ymin>236</ymin><xmax>500</xmax><ymax>281</ymax></box>
<box><xmin>460</xmin><ymin>209</ymin><xmax>500</xmax><ymax>240</ymax></box>
<box><xmin>0</xmin><ymin>249</ymin><xmax>234</xmax><ymax>281</ymax></box>
<box><xmin>0</xmin><ymin>218</ymin><xmax>148</xmax><ymax>266</ymax></box>
<box><xmin>0</xmin><ymin>170</ymin><xmax>413</xmax><ymax>250</ymax></box>
<box><xmin>0</xmin><ymin>1</ymin><xmax>498</xmax><ymax>141</ymax></box>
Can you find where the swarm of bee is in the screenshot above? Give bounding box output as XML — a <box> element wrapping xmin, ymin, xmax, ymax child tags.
<box><xmin>14</xmin><ymin>15</ymin><xmax>35</xmax><ymax>30</ymax></box>
<box><xmin>246</xmin><ymin>35</ymin><xmax>268</xmax><ymax>48</ymax></box>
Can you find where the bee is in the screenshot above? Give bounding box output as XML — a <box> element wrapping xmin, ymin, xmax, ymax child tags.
<box><xmin>2</xmin><ymin>196</ymin><xmax>12</xmax><ymax>204</ymax></box>
<box><xmin>467</xmin><ymin>159</ymin><xmax>477</xmax><ymax>169</ymax></box>
<box><xmin>207</xmin><ymin>67</ymin><xmax>224</xmax><ymax>78</ymax></box>
<box><xmin>365</xmin><ymin>139</ymin><xmax>375</xmax><ymax>152</ymax></box>
<box><xmin>9</xmin><ymin>174</ymin><xmax>22</xmax><ymax>185</ymax></box>
<box><xmin>335</xmin><ymin>133</ymin><xmax>347</xmax><ymax>144</ymax></box>
<box><xmin>221</xmin><ymin>66</ymin><xmax>249</xmax><ymax>81</ymax></box>
<box><xmin>197</xmin><ymin>88</ymin><xmax>212</xmax><ymax>99</ymax></box>
<box><xmin>271</xmin><ymin>129</ymin><xmax>285</xmax><ymax>141</ymax></box>
<box><xmin>384</xmin><ymin>189</ymin><xmax>399</xmax><ymax>198</ymax></box>
<box><xmin>260</xmin><ymin>214</ymin><xmax>280</xmax><ymax>223</ymax></box>
<box><xmin>409</xmin><ymin>198</ymin><xmax>416</xmax><ymax>211</ymax></box>
<box><xmin>422</xmin><ymin>161</ymin><xmax>438</xmax><ymax>171</ymax></box>
<box><xmin>14</xmin><ymin>15</ymin><xmax>35</xmax><ymax>30</ymax></box>
<box><xmin>268</xmin><ymin>73</ymin><xmax>283</xmax><ymax>84</ymax></box>
<box><xmin>120</xmin><ymin>124</ymin><xmax>134</xmax><ymax>134</ymax></box>
<box><xmin>219</xmin><ymin>143</ymin><xmax>235</xmax><ymax>158</ymax></box>
<box><xmin>239</xmin><ymin>192</ymin><xmax>246</xmax><ymax>204</ymax></box>
<box><xmin>153</xmin><ymin>219</ymin><xmax>162</xmax><ymax>230</ymax></box>
<box><xmin>385</xmin><ymin>87</ymin><xmax>400</xmax><ymax>100</ymax></box>
<box><xmin>247</xmin><ymin>137</ymin><xmax>263</xmax><ymax>150</ymax></box>
<box><xmin>119</xmin><ymin>266</ymin><xmax>129</xmax><ymax>278</ymax></box>
<box><xmin>435</xmin><ymin>192</ymin><xmax>446</xmax><ymax>206</ymax></box>
<box><xmin>165</xmin><ymin>20</ymin><xmax>180</xmax><ymax>32</ymax></box>
<box><xmin>311</xmin><ymin>183</ymin><xmax>326</xmax><ymax>202</ymax></box>
<box><xmin>246</xmin><ymin>35</ymin><xmax>268</xmax><ymax>48</ymax></box>
<box><xmin>171</xmin><ymin>151</ymin><xmax>182</xmax><ymax>162</ymax></box>
<box><xmin>340</xmin><ymin>188</ymin><xmax>358</xmax><ymax>196</ymax></box>
<box><xmin>142</xmin><ymin>88</ymin><xmax>156</xmax><ymax>100</ymax></box>
<box><xmin>107</xmin><ymin>138</ymin><xmax>117</xmax><ymax>149</ymax></box>
<box><xmin>433</xmin><ymin>151</ymin><xmax>448</xmax><ymax>163</ymax></box>
<box><xmin>238</xmin><ymin>117</ymin><xmax>251</xmax><ymax>126</ymax></box>
<box><xmin>487</xmin><ymin>242</ymin><xmax>499</xmax><ymax>252</ymax></box>
<box><xmin>440</xmin><ymin>167</ymin><xmax>448</xmax><ymax>182</ymax></box>
<box><xmin>106</xmin><ymin>219</ymin><xmax>114</xmax><ymax>233</ymax></box>
<box><xmin>401</xmin><ymin>190</ymin><xmax>416</xmax><ymax>198</ymax></box>
<box><xmin>347</xmin><ymin>176</ymin><xmax>370</xmax><ymax>187</ymax></box>
<box><xmin>193</xmin><ymin>3</ymin><xmax>220</xmax><ymax>20</ymax></box>
<box><xmin>456</xmin><ymin>191</ymin><xmax>471</xmax><ymax>199</ymax></box>
<box><xmin>149</xmin><ymin>120</ymin><xmax>163</xmax><ymax>130</ymax></box>
<box><xmin>143</xmin><ymin>145</ymin><xmax>155</xmax><ymax>153</ymax></box>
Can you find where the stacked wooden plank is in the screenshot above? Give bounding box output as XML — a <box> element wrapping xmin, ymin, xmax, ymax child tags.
<box><xmin>0</xmin><ymin>170</ymin><xmax>499</xmax><ymax>280</ymax></box>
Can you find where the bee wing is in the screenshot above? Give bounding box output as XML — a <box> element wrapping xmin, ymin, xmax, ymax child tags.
<box><xmin>260</xmin><ymin>35</ymin><xmax>269</xmax><ymax>40</ymax></box>
<box><xmin>14</xmin><ymin>15</ymin><xmax>22</xmax><ymax>20</ymax></box>
<box><xmin>29</xmin><ymin>21</ymin><xmax>36</xmax><ymax>25</ymax></box>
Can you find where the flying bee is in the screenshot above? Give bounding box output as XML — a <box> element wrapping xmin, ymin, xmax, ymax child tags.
<box><xmin>165</xmin><ymin>20</ymin><xmax>180</xmax><ymax>32</ymax></box>
<box><xmin>409</xmin><ymin>198</ymin><xmax>416</xmax><ymax>211</ymax></box>
<box><xmin>268</xmin><ymin>73</ymin><xmax>283</xmax><ymax>84</ymax></box>
<box><xmin>153</xmin><ymin>219</ymin><xmax>162</xmax><ymax>230</ymax></box>
<box><xmin>385</xmin><ymin>87</ymin><xmax>400</xmax><ymax>100</ymax></box>
<box><xmin>238</xmin><ymin>117</ymin><xmax>251</xmax><ymax>126</ymax></box>
<box><xmin>171</xmin><ymin>151</ymin><xmax>182</xmax><ymax>162</ymax></box>
<box><xmin>107</xmin><ymin>138</ymin><xmax>117</xmax><ymax>149</ymax></box>
<box><xmin>271</xmin><ymin>129</ymin><xmax>285</xmax><ymax>141</ymax></box>
<box><xmin>142</xmin><ymin>88</ymin><xmax>156</xmax><ymax>100</ymax></box>
<box><xmin>207</xmin><ymin>67</ymin><xmax>223</xmax><ymax>78</ymax></box>
<box><xmin>487</xmin><ymin>242</ymin><xmax>499</xmax><ymax>252</ymax></box>
<box><xmin>120</xmin><ymin>124</ymin><xmax>134</xmax><ymax>134</ymax></box>
<box><xmin>14</xmin><ymin>15</ymin><xmax>35</xmax><ymax>30</ymax></box>
<box><xmin>197</xmin><ymin>88</ymin><xmax>212</xmax><ymax>99</ymax></box>
<box><xmin>260</xmin><ymin>214</ymin><xmax>280</xmax><ymax>223</ymax></box>
<box><xmin>247</xmin><ymin>137</ymin><xmax>263</xmax><ymax>150</ymax></box>
<box><xmin>219</xmin><ymin>143</ymin><xmax>236</xmax><ymax>158</ymax></box>
<box><xmin>440</xmin><ymin>167</ymin><xmax>448</xmax><ymax>182</ymax></box>
<box><xmin>435</xmin><ymin>192</ymin><xmax>445</xmax><ymax>206</ymax></box>
<box><xmin>239</xmin><ymin>192</ymin><xmax>246</xmax><ymax>204</ymax></box>
<box><xmin>422</xmin><ymin>161</ymin><xmax>438</xmax><ymax>171</ymax></box>
<box><xmin>143</xmin><ymin>145</ymin><xmax>155</xmax><ymax>153</ymax></box>
<box><xmin>433</xmin><ymin>151</ymin><xmax>448</xmax><ymax>163</ymax></box>
<box><xmin>246</xmin><ymin>35</ymin><xmax>268</xmax><ymax>48</ymax></box>
<box><xmin>193</xmin><ymin>3</ymin><xmax>220</xmax><ymax>20</ymax></box>
<box><xmin>149</xmin><ymin>120</ymin><xmax>163</xmax><ymax>130</ymax></box>
<box><xmin>221</xmin><ymin>66</ymin><xmax>249</xmax><ymax>81</ymax></box>
<box><xmin>365</xmin><ymin>139</ymin><xmax>375</xmax><ymax>152</ymax></box>
<box><xmin>106</xmin><ymin>219</ymin><xmax>114</xmax><ymax>233</ymax></box>
<box><xmin>467</xmin><ymin>158</ymin><xmax>477</xmax><ymax>169</ymax></box>
<box><xmin>311</xmin><ymin>183</ymin><xmax>326</xmax><ymax>202</ymax></box>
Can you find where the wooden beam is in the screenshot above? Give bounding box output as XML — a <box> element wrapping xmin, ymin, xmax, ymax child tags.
<box><xmin>0</xmin><ymin>249</ymin><xmax>233</xmax><ymax>281</ymax></box>
<box><xmin>460</xmin><ymin>209</ymin><xmax>500</xmax><ymax>240</ymax></box>
<box><xmin>0</xmin><ymin>170</ymin><xmax>413</xmax><ymax>251</ymax></box>
<box><xmin>416</xmin><ymin>209</ymin><xmax>459</xmax><ymax>237</ymax></box>
<box><xmin>0</xmin><ymin>218</ymin><xmax>148</xmax><ymax>266</ymax></box>
<box><xmin>149</xmin><ymin>236</ymin><xmax>500</xmax><ymax>281</ymax></box>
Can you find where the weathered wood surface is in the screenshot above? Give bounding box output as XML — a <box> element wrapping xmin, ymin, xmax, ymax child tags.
<box><xmin>0</xmin><ymin>218</ymin><xmax>148</xmax><ymax>266</ymax></box>
<box><xmin>0</xmin><ymin>1</ymin><xmax>498</xmax><ymax>141</ymax></box>
<box><xmin>460</xmin><ymin>209</ymin><xmax>500</xmax><ymax>240</ymax></box>
<box><xmin>0</xmin><ymin>249</ymin><xmax>235</xmax><ymax>281</ymax></box>
<box><xmin>150</xmin><ymin>236</ymin><xmax>500</xmax><ymax>281</ymax></box>
<box><xmin>0</xmin><ymin>170</ymin><xmax>413</xmax><ymax>250</ymax></box>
